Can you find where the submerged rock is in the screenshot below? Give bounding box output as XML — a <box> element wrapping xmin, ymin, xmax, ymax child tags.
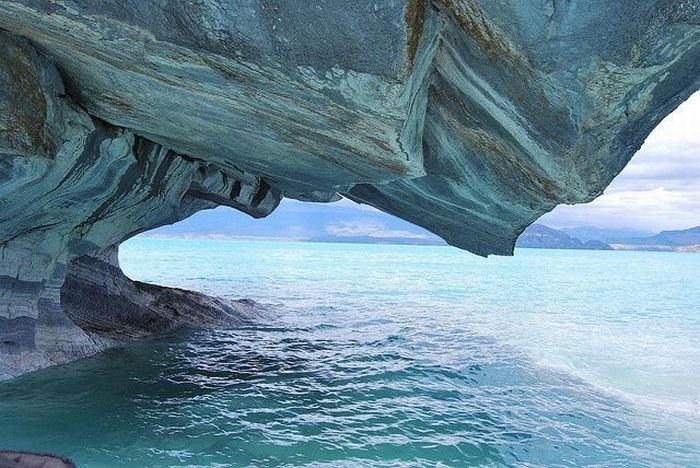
<box><xmin>0</xmin><ymin>1</ymin><xmax>698</xmax><ymax>378</ymax></box>
<box><xmin>0</xmin><ymin>451</ymin><xmax>75</xmax><ymax>468</ymax></box>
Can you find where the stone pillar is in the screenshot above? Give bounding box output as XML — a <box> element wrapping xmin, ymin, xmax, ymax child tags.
<box><xmin>0</xmin><ymin>251</ymin><xmax>102</xmax><ymax>380</ymax></box>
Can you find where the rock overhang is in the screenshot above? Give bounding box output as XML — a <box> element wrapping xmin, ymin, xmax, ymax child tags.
<box><xmin>0</xmin><ymin>0</ymin><xmax>699</xmax><ymax>377</ymax></box>
<box><xmin>0</xmin><ymin>0</ymin><xmax>435</xmax><ymax>191</ymax></box>
<box><xmin>1</xmin><ymin>1</ymin><xmax>696</xmax><ymax>255</ymax></box>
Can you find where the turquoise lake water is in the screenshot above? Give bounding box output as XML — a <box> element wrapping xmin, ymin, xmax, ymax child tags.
<box><xmin>1</xmin><ymin>239</ymin><xmax>699</xmax><ymax>466</ymax></box>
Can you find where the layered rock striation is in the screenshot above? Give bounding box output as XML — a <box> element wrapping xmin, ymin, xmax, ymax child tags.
<box><xmin>0</xmin><ymin>31</ymin><xmax>278</xmax><ymax>379</ymax></box>
<box><xmin>0</xmin><ymin>1</ymin><xmax>698</xmax><ymax>378</ymax></box>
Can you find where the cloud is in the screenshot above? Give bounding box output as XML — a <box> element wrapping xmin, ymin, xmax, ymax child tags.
<box><xmin>325</xmin><ymin>220</ymin><xmax>428</xmax><ymax>239</ymax></box>
<box><xmin>541</xmin><ymin>187</ymin><xmax>700</xmax><ymax>231</ymax></box>
<box><xmin>641</xmin><ymin>90</ymin><xmax>700</xmax><ymax>151</ymax></box>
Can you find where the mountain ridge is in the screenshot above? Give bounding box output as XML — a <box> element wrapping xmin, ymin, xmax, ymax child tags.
<box><xmin>143</xmin><ymin>205</ymin><xmax>700</xmax><ymax>252</ymax></box>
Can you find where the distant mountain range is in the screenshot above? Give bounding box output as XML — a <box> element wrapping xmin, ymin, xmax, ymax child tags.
<box><xmin>608</xmin><ymin>226</ymin><xmax>700</xmax><ymax>252</ymax></box>
<box><xmin>142</xmin><ymin>201</ymin><xmax>700</xmax><ymax>253</ymax></box>
<box><xmin>516</xmin><ymin>224</ymin><xmax>612</xmax><ymax>250</ymax></box>
<box><xmin>144</xmin><ymin>202</ymin><xmax>446</xmax><ymax>245</ymax></box>
<box><xmin>518</xmin><ymin>224</ymin><xmax>700</xmax><ymax>252</ymax></box>
<box><xmin>559</xmin><ymin>226</ymin><xmax>655</xmax><ymax>243</ymax></box>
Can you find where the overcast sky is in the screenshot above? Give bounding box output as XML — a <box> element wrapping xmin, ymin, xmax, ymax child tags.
<box><xmin>539</xmin><ymin>91</ymin><xmax>700</xmax><ymax>231</ymax></box>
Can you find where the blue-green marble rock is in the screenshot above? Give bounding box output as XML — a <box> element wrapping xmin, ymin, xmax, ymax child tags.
<box><xmin>0</xmin><ymin>1</ymin><xmax>698</xmax><ymax>377</ymax></box>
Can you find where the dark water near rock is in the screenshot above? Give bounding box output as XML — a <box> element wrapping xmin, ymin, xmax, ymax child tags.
<box><xmin>0</xmin><ymin>240</ymin><xmax>698</xmax><ymax>466</ymax></box>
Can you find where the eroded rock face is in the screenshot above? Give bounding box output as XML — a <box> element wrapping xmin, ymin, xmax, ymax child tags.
<box><xmin>62</xmin><ymin>247</ymin><xmax>272</xmax><ymax>341</ymax></box>
<box><xmin>0</xmin><ymin>31</ymin><xmax>279</xmax><ymax>379</ymax></box>
<box><xmin>0</xmin><ymin>1</ymin><xmax>698</xmax><ymax>378</ymax></box>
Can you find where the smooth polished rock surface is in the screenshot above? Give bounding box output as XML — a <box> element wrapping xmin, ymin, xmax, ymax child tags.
<box><xmin>0</xmin><ymin>1</ymin><xmax>699</xmax><ymax>378</ymax></box>
<box><xmin>0</xmin><ymin>451</ymin><xmax>75</xmax><ymax>468</ymax></box>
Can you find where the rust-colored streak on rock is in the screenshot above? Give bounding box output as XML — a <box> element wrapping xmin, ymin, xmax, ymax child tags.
<box><xmin>0</xmin><ymin>43</ymin><xmax>49</xmax><ymax>156</ymax></box>
<box><xmin>405</xmin><ymin>0</ymin><xmax>429</xmax><ymax>68</ymax></box>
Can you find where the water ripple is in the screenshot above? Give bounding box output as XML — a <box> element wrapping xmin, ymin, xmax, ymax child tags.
<box><xmin>1</xmin><ymin>242</ymin><xmax>699</xmax><ymax>466</ymax></box>
<box><xmin>1</xmin><ymin>320</ymin><xmax>698</xmax><ymax>467</ymax></box>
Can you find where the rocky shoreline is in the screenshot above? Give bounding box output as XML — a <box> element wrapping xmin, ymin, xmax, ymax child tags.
<box><xmin>1</xmin><ymin>245</ymin><xmax>273</xmax><ymax>381</ymax></box>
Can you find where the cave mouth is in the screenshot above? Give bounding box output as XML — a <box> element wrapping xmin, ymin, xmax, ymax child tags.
<box><xmin>118</xmin><ymin>87</ymin><xmax>700</xmax><ymax>291</ymax></box>
<box><xmin>0</xmin><ymin>1</ymin><xmax>698</xmax><ymax>385</ymax></box>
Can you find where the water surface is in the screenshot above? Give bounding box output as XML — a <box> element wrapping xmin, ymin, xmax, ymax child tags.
<box><xmin>0</xmin><ymin>240</ymin><xmax>698</xmax><ymax>466</ymax></box>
